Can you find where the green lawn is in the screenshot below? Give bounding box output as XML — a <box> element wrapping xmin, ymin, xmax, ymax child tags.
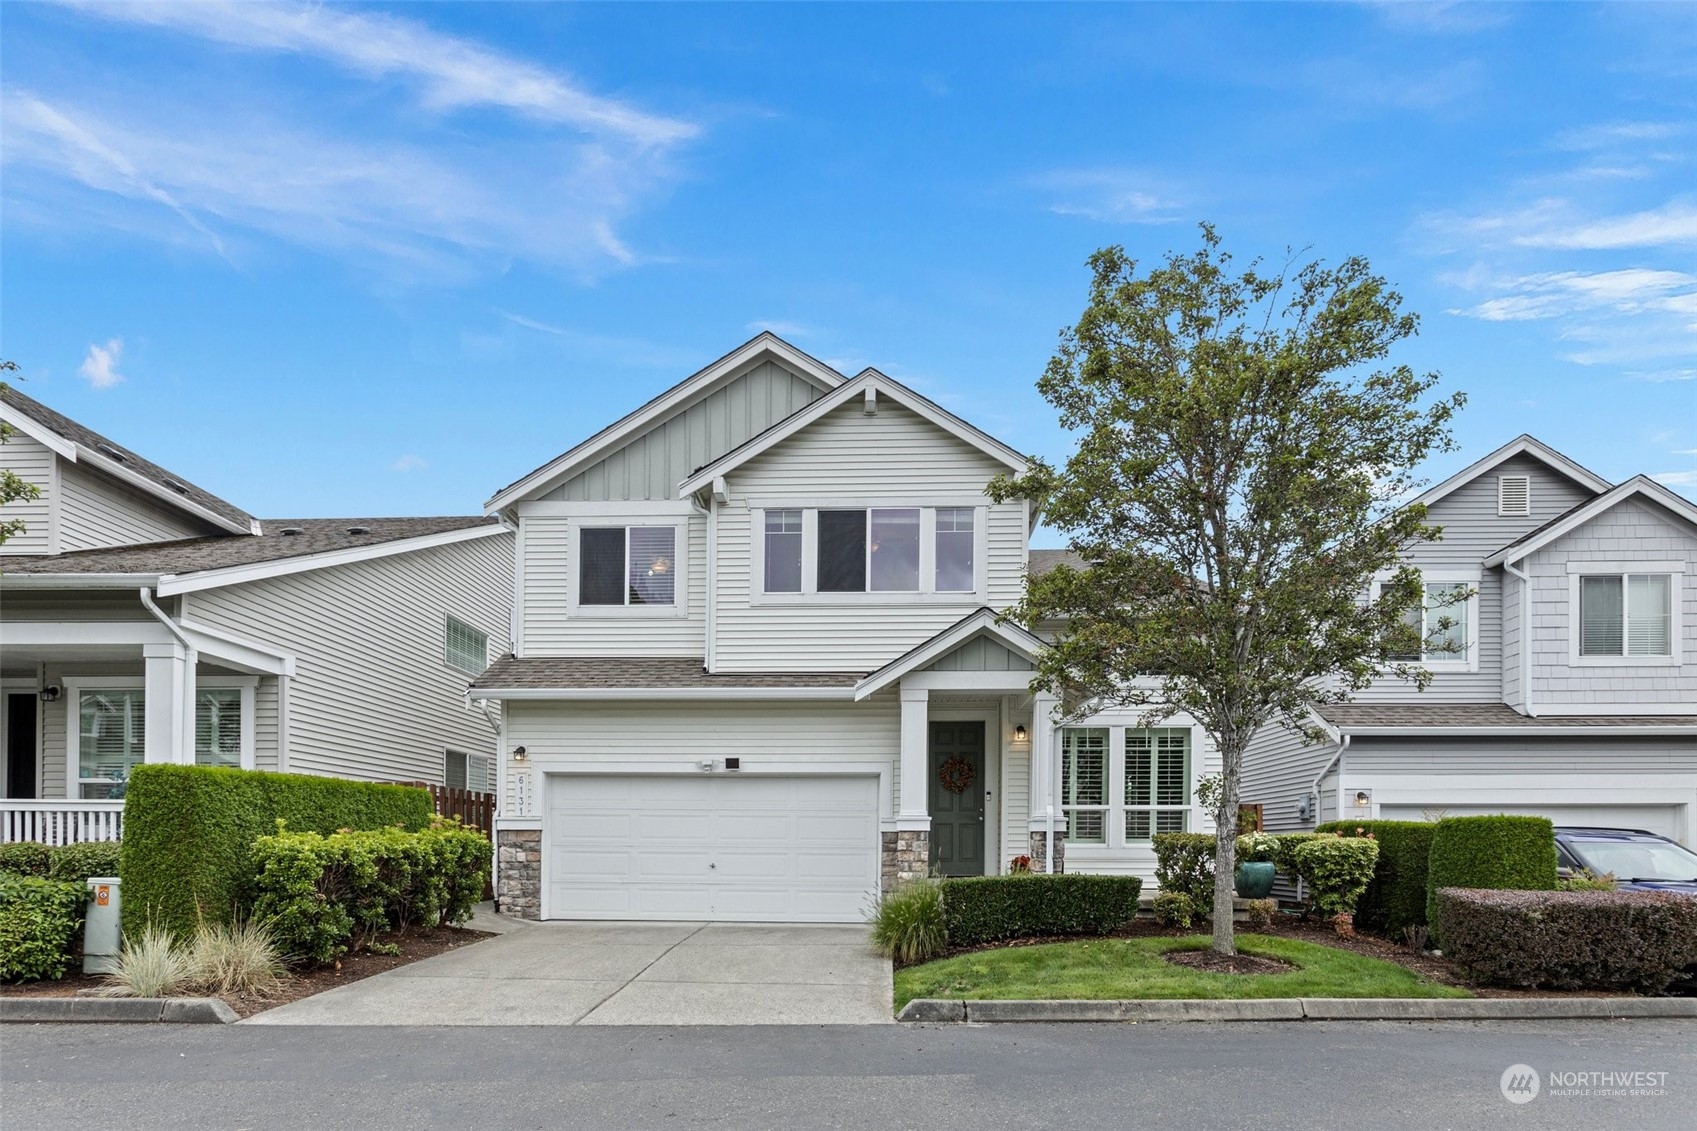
<box><xmin>893</xmin><ymin>933</ymin><xmax>1472</xmax><ymax>1009</ymax></box>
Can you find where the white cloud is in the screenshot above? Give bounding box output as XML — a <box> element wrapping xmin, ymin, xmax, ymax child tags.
<box><xmin>1651</xmin><ymin>470</ymin><xmax>1697</xmax><ymax>487</ymax></box>
<box><xmin>1448</xmin><ymin>267</ymin><xmax>1697</xmax><ymax>322</ymax></box>
<box><xmin>389</xmin><ymin>454</ymin><xmax>428</xmax><ymax>473</ymax></box>
<box><xmin>78</xmin><ymin>338</ymin><xmax>125</xmax><ymax>388</ymax></box>
<box><xmin>1514</xmin><ymin>201</ymin><xmax>1697</xmax><ymax>250</ymax></box>
<box><xmin>1033</xmin><ymin>169</ymin><xmax>1182</xmax><ymax>224</ymax></box>
<box><xmin>1367</xmin><ymin>1</ymin><xmax>1513</xmax><ymax>35</ymax></box>
<box><xmin>499</xmin><ymin>311</ymin><xmax>568</xmax><ymax>336</ymax></box>
<box><xmin>1555</xmin><ymin>120</ymin><xmax>1685</xmax><ymax>151</ymax></box>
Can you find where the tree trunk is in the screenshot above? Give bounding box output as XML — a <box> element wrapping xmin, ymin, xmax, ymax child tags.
<box><xmin>1212</xmin><ymin>737</ymin><xmax>1245</xmax><ymax>956</ymax></box>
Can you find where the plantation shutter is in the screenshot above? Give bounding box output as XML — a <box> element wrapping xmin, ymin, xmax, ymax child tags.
<box><xmin>79</xmin><ymin>689</ymin><xmax>145</xmax><ymax>795</ymax></box>
<box><xmin>194</xmin><ymin>688</ymin><xmax>243</xmax><ymax>769</ymax></box>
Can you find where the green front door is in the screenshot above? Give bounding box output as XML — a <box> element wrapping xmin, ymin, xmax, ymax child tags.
<box><xmin>928</xmin><ymin>721</ymin><xmax>986</xmax><ymax>877</ymax></box>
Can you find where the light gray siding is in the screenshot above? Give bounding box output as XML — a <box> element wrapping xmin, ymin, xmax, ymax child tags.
<box><xmin>1345</xmin><ymin>735</ymin><xmax>1697</xmax><ymax>775</ymax></box>
<box><xmin>713</xmin><ymin>399</ymin><xmax>1026</xmax><ymax>672</ymax></box>
<box><xmin>923</xmin><ymin>636</ymin><xmax>1034</xmax><ymax>672</ymax></box>
<box><xmin>58</xmin><ymin>460</ymin><xmax>217</xmax><ymax>551</ymax></box>
<box><xmin>1241</xmin><ymin>723</ymin><xmax>1338</xmax><ymax>831</ymax></box>
<box><xmin>0</xmin><ymin>432</ymin><xmax>54</xmax><ymax>555</ymax></box>
<box><xmin>1523</xmin><ymin>498</ymin><xmax>1697</xmax><ymax>708</ymax></box>
<box><xmin>543</xmin><ymin>360</ymin><xmax>825</xmax><ymax>502</ymax></box>
<box><xmin>181</xmin><ymin>532</ymin><xmax>514</xmax><ymax>785</ymax></box>
<box><xmin>1358</xmin><ymin>453</ymin><xmax>1599</xmax><ymax>704</ymax></box>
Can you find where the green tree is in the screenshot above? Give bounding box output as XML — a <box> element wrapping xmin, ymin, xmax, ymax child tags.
<box><xmin>0</xmin><ymin>359</ymin><xmax>44</xmax><ymax>546</ymax></box>
<box><xmin>991</xmin><ymin>227</ymin><xmax>1466</xmax><ymax>955</ymax></box>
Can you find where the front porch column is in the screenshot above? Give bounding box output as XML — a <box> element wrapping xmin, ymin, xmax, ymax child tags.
<box><xmin>142</xmin><ymin>642</ymin><xmax>195</xmax><ymax>764</ymax></box>
<box><xmin>898</xmin><ymin>685</ymin><xmax>930</xmax><ymax>826</ymax></box>
<box><xmin>1028</xmin><ymin>690</ymin><xmax>1064</xmax><ymax>873</ymax></box>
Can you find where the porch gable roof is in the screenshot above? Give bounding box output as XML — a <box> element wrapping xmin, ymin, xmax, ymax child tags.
<box><xmin>853</xmin><ymin>607</ymin><xmax>1045</xmax><ymax>700</ymax></box>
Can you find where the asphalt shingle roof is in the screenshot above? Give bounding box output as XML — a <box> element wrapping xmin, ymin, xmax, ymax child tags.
<box><xmin>470</xmin><ymin>655</ymin><xmax>864</xmax><ymax>691</ymax></box>
<box><xmin>0</xmin><ymin>517</ymin><xmax>500</xmax><ymax>577</ymax></box>
<box><xmin>1028</xmin><ymin>549</ymin><xmax>1086</xmax><ymax>575</ymax></box>
<box><xmin>2</xmin><ymin>386</ymin><xmax>255</xmax><ymax>531</ymax></box>
<box><xmin>1316</xmin><ymin>702</ymin><xmax>1697</xmax><ymax>730</ymax></box>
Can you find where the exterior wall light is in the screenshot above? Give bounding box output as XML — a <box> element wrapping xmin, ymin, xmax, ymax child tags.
<box><xmin>1013</xmin><ymin>725</ymin><xmax>1028</xmax><ymax>743</ymax></box>
<box><xmin>511</xmin><ymin>746</ymin><xmax>528</xmax><ymax>763</ymax></box>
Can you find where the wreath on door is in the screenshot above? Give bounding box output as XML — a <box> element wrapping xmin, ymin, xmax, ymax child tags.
<box><xmin>937</xmin><ymin>755</ymin><xmax>977</xmax><ymax>795</ymax></box>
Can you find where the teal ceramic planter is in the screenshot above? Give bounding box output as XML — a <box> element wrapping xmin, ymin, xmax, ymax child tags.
<box><xmin>1234</xmin><ymin>861</ymin><xmax>1276</xmax><ymax>899</ymax></box>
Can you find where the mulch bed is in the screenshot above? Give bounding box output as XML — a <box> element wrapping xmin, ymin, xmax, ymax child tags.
<box><xmin>0</xmin><ymin>924</ymin><xmax>497</xmax><ymax>1019</ymax></box>
<box><xmin>1164</xmin><ymin>948</ymin><xmax>1294</xmax><ymax>975</ymax></box>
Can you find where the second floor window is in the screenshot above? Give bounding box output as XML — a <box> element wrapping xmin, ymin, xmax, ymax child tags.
<box><xmin>580</xmin><ymin>526</ymin><xmax>676</xmax><ymax>606</ymax></box>
<box><xmin>1580</xmin><ymin>573</ymin><xmax>1672</xmax><ymax>657</ymax></box>
<box><xmin>445</xmin><ymin>615</ymin><xmax>489</xmax><ymax>674</ymax></box>
<box><xmin>1384</xmin><ymin>581</ymin><xmax>1471</xmax><ymax>664</ymax></box>
<box><xmin>760</xmin><ymin>505</ymin><xmax>980</xmax><ymax>596</ymax></box>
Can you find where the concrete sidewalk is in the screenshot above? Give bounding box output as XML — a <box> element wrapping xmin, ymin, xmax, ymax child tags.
<box><xmin>243</xmin><ymin>921</ymin><xmax>893</xmax><ymax>1026</ymax></box>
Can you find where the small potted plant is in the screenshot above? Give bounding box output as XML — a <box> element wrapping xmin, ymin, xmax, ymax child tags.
<box><xmin>1233</xmin><ymin>833</ymin><xmax>1278</xmax><ymax>899</ymax></box>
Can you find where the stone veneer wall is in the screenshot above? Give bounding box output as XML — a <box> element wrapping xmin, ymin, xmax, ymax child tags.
<box><xmin>1028</xmin><ymin>828</ymin><xmax>1066</xmax><ymax>874</ymax></box>
<box><xmin>880</xmin><ymin>830</ymin><xmax>931</xmax><ymax>893</ymax></box>
<box><xmin>496</xmin><ymin>828</ymin><xmax>542</xmax><ymax>920</ymax></box>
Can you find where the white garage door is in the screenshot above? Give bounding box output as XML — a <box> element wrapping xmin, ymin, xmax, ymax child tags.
<box><xmin>1379</xmin><ymin>804</ymin><xmax>1684</xmax><ymax>841</ymax></box>
<box><xmin>545</xmin><ymin>773</ymin><xmax>880</xmax><ymax>922</ymax></box>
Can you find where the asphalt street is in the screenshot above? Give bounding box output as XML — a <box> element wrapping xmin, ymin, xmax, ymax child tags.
<box><xmin>2</xmin><ymin>1019</ymin><xmax>1692</xmax><ymax>1130</ymax></box>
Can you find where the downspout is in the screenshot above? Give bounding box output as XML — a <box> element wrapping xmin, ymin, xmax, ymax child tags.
<box><xmin>1503</xmin><ymin>559</ymin><xmax>1536</xmax><ymax>717</ymax></box>
<box><xmin>1300</xmin><ymin>735</ymin><xmax>1349</xmax><ymax>904</ymax></box>
<box><xmin>139</xmin><ymin>587</ymin><xmax>197</xmax><ymax>759</ymax></box>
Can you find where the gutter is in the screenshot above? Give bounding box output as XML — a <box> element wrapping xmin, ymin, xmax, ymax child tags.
<box><xmin>1</xmin><ymin>574</ymin><xmax>163</xmax><ymax>590</ymax></box>
<box><xmin>1307</xmin><ymin>735</ymin><xmax>1350</xmax><ymax>827</ymax></box>
<box><xmin>1502</xmin><ymin>558</ymin><xmax>1536</xmax><ymax>717</ymax></box>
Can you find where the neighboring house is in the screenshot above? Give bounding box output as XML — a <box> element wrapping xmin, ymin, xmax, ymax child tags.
<box><xmin>0</xmin><ymin>387</ymin><xmax>513</xmax><ymax>838</ymax></box>
<box><xmin>1242</xmin><ymin>435</ymin><xmax>1697</xmax><ymax>845</ymax></box>
<box><xmin>474</xmin><ymin>333</ymin><xmax>1220</xmax><ymax>922</ymax></box>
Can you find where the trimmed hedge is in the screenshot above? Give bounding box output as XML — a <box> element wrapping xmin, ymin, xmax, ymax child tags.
<box><xmin>1434</xmin><ymin>887</ymin><xmax>1697</xmax><ymax>992</ymax></box>
<box><xmin>47</xmin><ymin>842</ymin><xmax>123</xmax><ymax>886</ymax></box>
<box><xmin>1426</xmin><ymin>815</ymin><xmax>1557</xmax><ymax>930</ymax></box>
<box><xmin>1318</xmin><ymin>820</ymin><xmax>1435</xmax><ymax>937</ymax></box>
<box><xmin>0</xmin><ymin>876</ymin><xmax>84</xmax><ymax>982</ymax></box>
<box><xmin>940</xmin><ymin>874</ymin><xmax>1143</xmax><ymax>946</ymax></box>
<box><xmin>121</xmin><ymin>764</ymin><xmax>435</xmax><ymax>939</ymax></box>
<box><xmin>1290</xmin><ymin>836</ymin><xmax>1379</xmax><ymax>917</ymax></box>
<box><xmin>0</xmin><ymin>841</ymin><xmax>54</xmax><ymax>878</ymax></box>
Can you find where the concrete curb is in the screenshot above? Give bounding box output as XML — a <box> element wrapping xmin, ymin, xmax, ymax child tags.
<box><xmin>896</xmin><ymin>996</ymin><xmax>1697</xmax><ymax>1024</ymax></box>
<box><xmin>1</xmin><ymin>997</ymin><xmax>237</xmax><ymax>1024</ymax></box>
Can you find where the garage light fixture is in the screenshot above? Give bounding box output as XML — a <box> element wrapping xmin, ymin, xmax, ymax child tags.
<box><xmin>1353</xmin><ymin>790</ymin><xmax>1372</xmax><ymax>808</ymax></box>
<box><xmin>511</xmin><ymin>746</ymin><xmax>528</xmax><ymax>763</ymax></box>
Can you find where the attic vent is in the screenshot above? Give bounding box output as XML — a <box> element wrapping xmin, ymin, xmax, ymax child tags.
<box><xmin>279</xmin><ymin>526</ymin><xmax>306</xmax><ymax>536</ymax></box>
<box><xmin>346</xmin><ymin>525</ymin><xmax>371</xmax><ymax>535</ymax></box>
<box><xmin>95</xmin><ymin>443</ymin><xmax>128</xmax><ymax>463</ymax></box>
<box><xmin>162</xmin><ymin>478</ymin><xmax>189</xmax><ymax>494</ymax></box>
<box><xmin>1498</xmin><ymin>475</ymin><xmax>1531</xmax><ymax>517</ymax></box>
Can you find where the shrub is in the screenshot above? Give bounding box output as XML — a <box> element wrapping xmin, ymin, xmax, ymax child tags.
<box><xmin>1244</xmin><ymin>898</ymin><xmax>1277</xmax><ymax>929</ymax></box>
<box><xmin>121</xmin><ymin>764</ymin><xmax>434</xmax><ymax>939</ymax></box>
<box><xmin>1269</xmin><ymin>832</ymin><xmax>1327</xmax><ymax>879</ymax></box>
<box><xmin>48</xmin><ymin>841</ymin><xmax>124</xmax><ymax>886</ymax></box>
<box><xmin>0</xmin><ymin>876</ymin><xmax>84</xmax><ymax>982</ymax></box>
<box><xmin>1426</xmin><ymin>815</ymin><xmax>1557</xmax><ymax>930</ymax></box>
<box><xmin>1236</xmin><ymin>833</ymin><xmax>1279</xmax><ymax>864</ymax></box>
<box><xmin>0</xmin><ymin>841</ymin><xmax>54</xmax><ymax>878</ymax></box>
<box><xmin>1558</xmin><ymin>870</ymin><xmax>1618</xmax><ymax>892</ymax></box>
<box><xmin>1434</xmin><ymin>888</ymin><xmax>1697</xmax><ymax>992</ymax></box>
<box><xmin>940</xmin><ymin>874</ymin><xmax>1143</xmax><ymax>946</ymax></box>
<box><xmin>1292</xmin><ymin>836</ymin><xmax>1380</xmax><ymax>917</ymax></box>
<box><xmin>185</xmin><ymin>918</ymin><xmax>287</xmax><ymax>997</ymax></box>
<box><xmin>100</xmin><ymin>926</ymin><xmax>189</xmax><ymax>998</ymax></box>
<box><xmin>1152</xmin><ymin>832</ymin><xmax>1215</xmax><ymax>903</ymax></box>
<box><xmin>250</xmin><ymin>819</ymin><xmax>492</xmax><ymax>965</ymax></box>
<box><xmin>870</xmin><ymin>878</ymin><xmax>946</xmax><ymax>964</ymax></box>
<box><xmin>1317</xmin><ymin>820</ymin><xmax>1435</xmax><ymax>937</ymax></box>
<box><xmin>1152</xmin><ymin>890</ymin><xmax>1195</xmax><ymax>928</ymax></box>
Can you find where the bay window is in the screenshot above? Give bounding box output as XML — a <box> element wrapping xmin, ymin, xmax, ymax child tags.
<box><xmin>1580</xmin><ymin>573</ymin><xmax>1674</xmax><ymax>658</ymax></box>
<box><xmin>1061</xmin><ymin>724</ymin><xmax>1195</xmax><ymax>847</ymax></box>
<box><xmin>757</xmin><ymin>504</ymin><xmax>982</xmax><ymax>597</ymax></box>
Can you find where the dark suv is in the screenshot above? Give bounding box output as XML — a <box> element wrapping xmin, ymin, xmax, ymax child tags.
<box><xmin>1554</xmin><ymin>827</ymin><xmax>1697</xmax><ymax>896</ymax></box>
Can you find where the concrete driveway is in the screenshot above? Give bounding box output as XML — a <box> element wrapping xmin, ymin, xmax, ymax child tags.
<box><xmin>243</xmin><ymin>921</ymin><xmax>894</xmax><ymax>1026</ymax></box>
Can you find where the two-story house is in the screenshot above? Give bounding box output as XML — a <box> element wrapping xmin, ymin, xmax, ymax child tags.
<box><xmin>1242</xmin><ymin>435</ymin><xmax>1697</xmax><ymax>844</ymax></box>
<box><xmin>475</xmin><ymin>334</ymin><xmax>1222</xmax><ymax>921</ymax></box>
<box><xmin>0</xmin><ymin>386</ymin><xmax>512</xmax><ymax>839</ymax></box>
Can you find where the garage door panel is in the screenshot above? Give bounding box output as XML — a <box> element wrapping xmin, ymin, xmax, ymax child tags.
<box><xmin>545</xmin><ymin>773</ymin><xmax>879</xmax><ymax>922</ymax></box>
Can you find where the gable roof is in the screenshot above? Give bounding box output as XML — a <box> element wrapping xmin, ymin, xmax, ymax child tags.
<box><xmin>483</xmin><ymin>333</ymin><xmax>845</xmax><ymax>514</ymax></box>
<box><xmin>854</xmin><ymin>607</ymin><xmax>1045</xmax><ymax>700</ymax></box>
<box><xmin>1029</xmin><ymin>548</ymin><xmax>1086</xmax><ymax>576</ymax></box>
<box><xmin>1406</xmin><ymin>434</ymin><xmax>1611</xmax><ymax>514</ymax></box>
<box><xmin>1</xmin><ymin>385</ymin><xmax>257</xmax><ymax>535</ymax></box>
<box><xmin>469</xmin><ymin>655</ymin><xmax>863</xmax><ymax>699</ymax></box>
<box><xmin>679</xmin><ymin>369</ymin><xmax>1028</xmax><ymax>497</ymax></box>
<box><xmin>1483</xmin><ymin>475</ymin><xmax>1697</xmax><ymax>567</ymax></box>
<box><xmin>0</xmin><ymin>517</ymin><xmax>505</xmax><ymax>593</ymax></box>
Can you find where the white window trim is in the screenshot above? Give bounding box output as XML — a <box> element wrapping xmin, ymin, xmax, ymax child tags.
<box><xmin>564</xmin><ymin>516</ymin><xmax>690</xmax><ymax>619</ymax></box>
<box><xmin>1567</xmin><ymin>567</ymin><xmax>1683</xmax><ymax>667</ymax></box>
<box><xmin>749</xmin><ymin>502</ymin><xmax>988</xmax><ymax>605</ymax></box>
<box><xmin>1372</xmin><ymin>574</ymin><xmax>1481</xmax><ymax>673</ymax></box>
<box><xmin>1060</xmin><ymin>723</ymin><xmax>1201</xmax><ymax>850</ymax></box>
<box><xmin>443</xmin><ymin>613</ymin><xmax>491</xmax><ymax>675</ymax></box>
<box><xmin>445</xmin><ymin>748</ymin><xmax>493</xmax><ymax>792</ymax></box>
<box><xmin>64</xmin><ymin>675</ymin><xmax>258</xmax><ymax>794</ymax></box>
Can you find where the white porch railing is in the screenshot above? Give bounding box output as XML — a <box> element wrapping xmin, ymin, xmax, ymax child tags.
<box><xmin>0</xmin><ymin>800</ymin><xmax>125</xmax><ymax>845</ymax></box>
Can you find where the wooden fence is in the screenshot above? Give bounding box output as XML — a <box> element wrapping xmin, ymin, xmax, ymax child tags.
<box><xmin>401</xmin><ymin>783</ymin><xmax>496</xmax><ymax>837</ymax></box>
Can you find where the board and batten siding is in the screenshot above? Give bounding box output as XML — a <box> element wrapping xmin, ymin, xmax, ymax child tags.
<box><xmin>1523</xmin><ymin>498</ymin><xmax>1697</xmax><ymax>708</ymax></box>
<box><xmin>518</xmin><ymin>512</ymin><xmax>706</xmax><ymax>657</ymax></box>
<box><xmin>180</xmin><ymin>532</ymin><xmax>513</xmax><ymax>786</ymax></box>
<box><xmin>923</xmin><ymin>637</ymin><xmax>1034</xmax><ymax>672</ymax></box>
<box><xmin>56</xmin><ymin>460</ymin><xmax>218</xmax><ymax>551</ymax></box>
<box><xmin>1344</xmin><ymin>734</ymin><xmax>1697</xmax><ymax>776</ymax></box>
<box><xmin>1356</xmin><ymin>454</ymin><xmax>1599</xmax><ymax>704</ymax></box>
<box><xmin>1241</xmin><ymin>723</ymin><xmax>1339</xmax><ymax>831</ymax></box>
<box><xmin>542</xmin><ymin>360</ymin><xmax>826</xmax><ymax>502</ymax></box>
<box><xmin>0</xmin><ymin>432</ymin><xmax>55</xmax><ymax>555</ymax></box>
<box><xmin>712</xmin><ymin>398</ymin><xmax>1026</xmax><ymax>672</ymax></box>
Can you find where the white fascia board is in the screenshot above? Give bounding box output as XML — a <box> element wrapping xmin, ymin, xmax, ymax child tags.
<box><xmin>1408</xmin><ymin>434</ymin><xmax>1612</xmax><ymax>513</ymax></box>
<box><xmin>1338</xmin><ymin>725</ymin><xmax>1697</xmax><ymax>737</ymax></box>
<box><xmin>470</xmin><ymin>686</ymin><xmax>860</xmax><ymax>701</ymax></box>
<box><xmin>177</xmin><ymin>617</ymin><xmax>296</xmax><ymax>676</ymax></box>
<box><xmin>680</xmin><ymin>371</ymin><xmax>1029</xmax><ymax>498</ymax></box>
<box><xmin>0</xmin><ymin>573</ymin><xmax>163</xmax><ymax>590</ymax></box>
<box><xmin>0</xmin><ymin>404</ymin><xmax>77</xmax><ymax>459</ymax></box>
<box><xmin>854</xmin><ymin>608</ymin><xmax>1045</xmax><ymax>700</ymax></box>
<box><xmin>1484</xmin><ymin>477</ymin><xmax>1697</xmax><ymax>567</ymax></box>
<box><xmin>483</xmin><ymin>334</ymin><xmax>845</xmax><ymax>515</ymax></box>
<box><xmin>156</xmin><ymin>523</ymin><xmax>508</xmax><ymax>596</ymax></box>
<box><xmin>74</xmin><ymin>447</ymin><xmax>255</xmax><ymax>536</ymax></box>
<box><xmin>0</xmin><ymin>621</ymin><xmax>173</xmax><ymax>646</ymax></box>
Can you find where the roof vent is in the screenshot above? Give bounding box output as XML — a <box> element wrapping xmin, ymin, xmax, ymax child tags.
<box><xmin>162</xmin><ymin>478</ymin><xmax>189</xmax><ymax>494</ymax></box>
<box><xmin>279</xmin><ymin>526</ymin><xmax>306</xmax><ymax>536</ymax></box>
<box><xmin>347</xmin><ymin>525</ymin><xmax>371</xmax><ymax>535</ymax></box>
<box><xmin>1498</xmin><ymin>475</ymin><xmax>1531</xmax><ymax>517</ymax></box>
<box><xmin>95</xmin><ymin>443</ymin><xmax>128</xmax><ymax>463</ymax></box>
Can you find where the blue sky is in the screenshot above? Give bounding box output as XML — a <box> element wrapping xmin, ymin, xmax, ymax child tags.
<box><xmin>3</xmin><ymin>2</ymin><xmax>1694</xmax><ymax>535</ymax></box>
